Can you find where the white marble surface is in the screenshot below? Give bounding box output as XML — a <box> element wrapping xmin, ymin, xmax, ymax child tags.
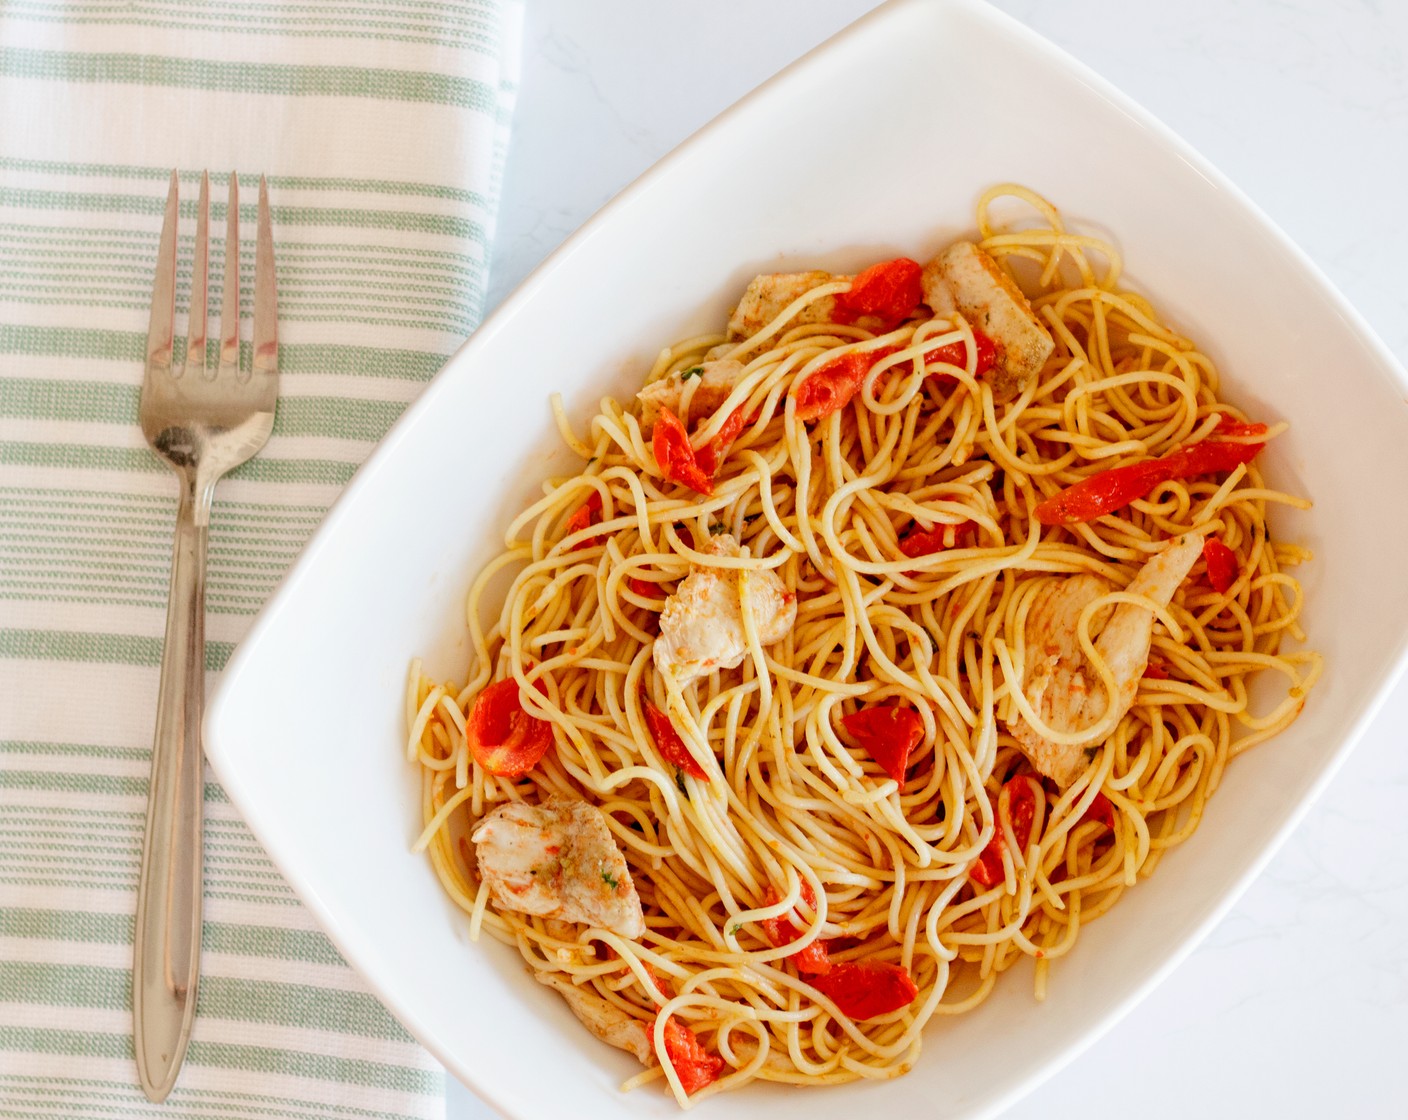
<box><xmin>459</xmin><ymin>2</ymin><xmax>1408</xmax><ymax>1117</ymax></box>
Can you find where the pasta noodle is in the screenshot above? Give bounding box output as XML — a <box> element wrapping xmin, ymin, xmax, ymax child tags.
<box><xmin>405</xmin><ymin>184</ymin><xmax>1320</xmax><ymax>1106</ymax></box>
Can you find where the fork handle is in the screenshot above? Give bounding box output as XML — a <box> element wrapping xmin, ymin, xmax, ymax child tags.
<box><xmin>133</xmin><ymin>473</ymin><xmax>212</xmax><ymax>1102</ymax></box>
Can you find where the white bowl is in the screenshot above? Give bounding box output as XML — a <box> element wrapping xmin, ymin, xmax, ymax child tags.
<box><xmin>204</xmin><ymin>1</ymin><xmax>1408</xmax><ymax>1117</ymax></box>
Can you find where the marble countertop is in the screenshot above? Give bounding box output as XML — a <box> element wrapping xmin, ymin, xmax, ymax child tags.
<box><xmin>458</xmin><ymin>2</ymin><xmax>1408</xmax><ymax>1116</ymax></box>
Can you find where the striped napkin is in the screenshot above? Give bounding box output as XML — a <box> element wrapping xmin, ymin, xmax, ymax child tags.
<box><xmin>0</xmin><ymin>3</ymin><xmax>522</xmax><ymax>1118</ymax></box>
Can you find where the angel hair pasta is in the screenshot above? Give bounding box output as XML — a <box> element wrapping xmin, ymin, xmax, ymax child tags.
<box><xmin>403</xmin><ymin>184</ymin><xmax>1320</xmax><ymax>1107</ymax></box>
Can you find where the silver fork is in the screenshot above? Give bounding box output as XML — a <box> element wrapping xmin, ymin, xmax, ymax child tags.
<box><xmin>133</xmin><ymin>170</ymin><xmax>278</xmax><ymax>1102</ymax></box>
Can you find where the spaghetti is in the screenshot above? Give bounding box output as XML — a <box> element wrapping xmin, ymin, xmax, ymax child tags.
<box><xmin>405</xmin><ymin>184</ymin><xmax>1320</xmax><ymax>1106</ymax></box>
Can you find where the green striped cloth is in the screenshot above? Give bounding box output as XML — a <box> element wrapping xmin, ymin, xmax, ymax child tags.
<box><xmin>0</xmin><ymin>2</ymin><xmax>522</xmax><ymax>1117</ymax></box>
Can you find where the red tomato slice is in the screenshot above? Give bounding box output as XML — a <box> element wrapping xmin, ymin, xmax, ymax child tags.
<box><xmin>655</xmin><ymin>1016</ymin><xmax>724</xmax><ymax>1096</ymax></box>
<box><xmin>970</xmin><ymin>776</ymin><xmax>1041</xmax><ymax>887</ymax></box>
<box><xmin>791</xmin><ymin>345</ymin><xmax>905</xmax><ymax>422</ymax></box>
<box><xmin>563</xmin><ymin>491</ymin><xmax>604</xmax><ymax>550</ymax></box>
<box><xmin>1032</xmin><ymin>457</ymin><xmax>1173</xmax><ymax>526</ymax></box>
<box><xmin>652</xmin><ymin>406</ymin><xmax>714</xmax><ymax>495</ymax></box>
<box><xmin>1080</xmin><ymin>791</ymin><xmax>1116</xmax><ymax>831</ymax></box>
<box><xmin>1163</xmin><ymin>436</ymin><xmax>1264</xmax><ymax>478</ymax></box>
<box><xmin>791</xmin><ymin>351</ymin><xmax>872</xmax><ymax>422</ymax></box>
<box><xmin>1202</xmin><ymin>537</ymin><xmax>1239</xmax><ymax>593</ymax></box>
<box><xmin>898</xmin><ymin>520</ymin><xmax>974</xmax><ymax>558</ymax></box>
<box><xmin>1033</xmin><ymin>430</ymin><xmax>1265</xmax><ymax>526</ymax></box>
<box><xmin>466</xmin><ymin>678</ymin><xmax>554</xmax><ymax>778</ymax></box>
<box><xmin>810</xmin><ymin>960</ymin><xmax>918</xmax><ymax>1020</ymax></box>
<box><xmin>790</xmin><ymin>938</ymin><xmax>833</xmax><ymax>977</ymax></box>
<box><xmin>695</xmin><ymin>405</ymin><xmax>749</xmax><ymax>477</ymax></box>
<box><xmin>761</xmin><ymin>881</ymin><xmax>832</xmax><ymax>976</ymax></box>
<box><xmin>643</xmin><ymin>702</ymin><xmax>708</xmax><ymax>779</ymax></box>
<box><xmin>840</xmin><ymin>705</ymin><xmax>924</xmax><ymax>783</ymax></box>
<box><xmin>1213</xmin><ymin>417</ymin><xmax>1269</xmax><ymax>439</ymax></box>
<box><xmin>969</xmin><ymin>844</ymin><xmax>1004</xmax><ymax>889</ymax></box>
<box><xmin>834</xmin><ymin>257</ymin><xmax>924</xmax><ymax>330</ymax></box>
<box><xmin>628</xmin><ymin>576</ymin><xmax>664</xmax><ymax>600</ymax></box>
<box><xmin>922</xmin><ymin>326</ymin><xmax>997</xmax><ymax>376</ymax></box>
<box><xmin>642</xmin><ymin>963</ymin><xmax>674</xmax><ymax>1001</ymax></box>
<box><xmin>1005</xmin><ymin>775</ymin><xmax>1039</xmax><ymax>850</ymax></box>
<box><xmin>1143</xmin><ymin>659</ymin><xmax>1171</xmax><ymax>680</ymax></box>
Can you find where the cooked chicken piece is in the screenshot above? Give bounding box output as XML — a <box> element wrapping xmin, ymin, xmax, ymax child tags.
<box><xmin>536</xmin><ymin>971</ymin><xmax>656</xmax><ymax>1066</ymax></box>
<box><xmin>1007</xmin><ymin>574</ymin><xmax>1112</xmax><ymax>786</ymax></box>
<box><xmin>726</xmin><ymin>270</ymin><xmax>845</xmax><ymax>341</ymax></box>
<box><xmin>472</xmin><ymin>797</ymin><xmax>645</xmax><ymax>938</ymax></box>
<box><xmin>1006</xmin><ymin>534</ymin><xmax>1203</xmax><ymax>785</ymax></box>
<box><xmin>920</xmin><ymin>241</ymin><xmax>1054</xmax><ymax>396</ymax></box>
<box><xmin>636</xmin><ymin>358</ymin><xmax>748</xmax><ymax>438</ymax></box>
<box><xmin>1088</xmin><ymin>534</ymin><xmax>1206</xmax><ymax>716</ymax></box>
<box><xmin>654</xmin><ymin>534</ymin><xmax>797</xmax><ymax>686</ymax></box>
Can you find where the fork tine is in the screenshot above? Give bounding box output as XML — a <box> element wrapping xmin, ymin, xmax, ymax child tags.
<box><xmin>144</xmin><ymin>171</ymin><xmax>179</xmax><ymax>381</ymax></box>
<box><xmin>183</xmin><ymin>172</ymin><xmax>210</xmax><ymax>380</ymax></box>
<box><xmin>252</xmin><ymin>176</ymin><xmax>278</xmax><ymax>379</ymax></box>
<box><xmin>217</xmin><ymin>173</ymin><xmax>240</xmax><ymax>379</ymax></box>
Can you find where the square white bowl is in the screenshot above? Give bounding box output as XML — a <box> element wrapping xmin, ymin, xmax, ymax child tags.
<box><xmin>205</xmin><ymin>1</ymin><xmax>1408</xmax><ymax>1117</ymax></box>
